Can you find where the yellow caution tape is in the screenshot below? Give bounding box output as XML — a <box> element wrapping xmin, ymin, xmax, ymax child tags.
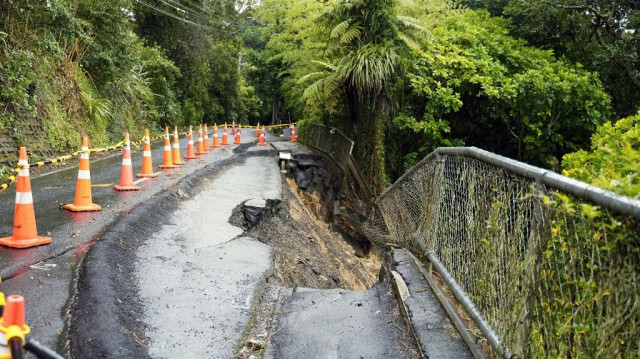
<box><xmin>0</xmin><ymin>131</ymin><xmax>167</xmax><ymax>194</ymax></box>
<box><xmin>0</xmin><ymin>123</ymin><xmax>283</xmax><ymax>194</ymax></box>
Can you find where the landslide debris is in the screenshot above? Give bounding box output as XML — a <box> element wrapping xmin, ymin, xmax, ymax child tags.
<box><xmin>231</xmin><ymin>153</ymin><xmax>382</xmax><ymax>291</ymax></box>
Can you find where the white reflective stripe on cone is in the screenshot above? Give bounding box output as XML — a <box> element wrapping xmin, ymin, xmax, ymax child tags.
<box><xmin>78</xmin><ymin>170</ymin><xmax>91</xmax><ymax>180</ymax></box>
<box><xmin>122</xmin><ymin>158</ymin><xmax>132</xmax><ymax>166</ymax></box>
<box><xmin>143</xmin><ymin>151</ymin><xmax>152</xmax><ymax>157</ymax></box>
<box><xmin>82</xmin><ymin>146</ymin><xmax>89</xmax><ymax>151</ymax></box>
<box><xmin>124</xmin><ymin>145</ymin><xmax>130</xmax><ymax>150</ymax></box>
<box><xmin>164</xmin><ymin>146</ymin><xmax>171</xmax><ymax>151</ymax></box>
<box><xmin>81</xmin><ymin>153</ymin><xmax>89</xmax><ymax>160</ymax></box>
<box><xmin>173</xmin><ymin>144</ymin><xmax>179</xmax><ymax>148</ymax></box>
<box><xmin>18</xmin><ymin>168</ymin><xmax>30</xmax><ymax>177</ymax></box>
<box><xmin>15</xmin><ymin>191</ymin><xmax>33</xmax><ymax>205</ymax></box>
<box><xmin>145</xmin><ymin>140</ymin><xmax>150</xmax><ymax>144</ymax></box>
<box><xmin>18</xmin><ymin>159</ymin><xmax>28</xmax><ymax>167</ymax></box>
<box><xmin>188</xmin><ymin>140</ymin><xmax>194</xmax><ymax>145</ymax></box>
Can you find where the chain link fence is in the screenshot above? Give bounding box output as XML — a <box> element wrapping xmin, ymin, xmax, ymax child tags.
<box><xmin>368</xmin><ymin>147</ymin><xmax>640</xmax><ymax>358</ymax></box>
<box><xmin>300</xmin><ymin>123</ymin><xmax>354</xmax><ymax>173</ymax></box>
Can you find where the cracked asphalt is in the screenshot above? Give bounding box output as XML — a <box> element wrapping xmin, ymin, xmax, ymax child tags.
<box><xmin>0</xmin><ymin>129</ymin><xmax>275</xmax><ymax>356</ymax></box>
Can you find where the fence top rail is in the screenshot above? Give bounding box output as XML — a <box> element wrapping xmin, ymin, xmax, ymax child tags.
<box><xmin>307</xmin><ymin>124</ymin><xmax>355</xmax><ymax>150</ymax></box>
<box><xmin>378</xmin><ymin>146</ymin><xmax>640</xmax><ymax>220</ymax></box>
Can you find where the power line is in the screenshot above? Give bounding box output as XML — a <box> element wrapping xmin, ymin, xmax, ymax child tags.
<box><xmin>159</xmin><ymin>0</ymin><xmax>217</xmax><ymax>23</ymax></box>
<box><xmin>134</xmin><ymin>0</ymin><xmax>218</xmax><ymax>32</ymax></box>
<box><xmin>134</xmin><ymin>0</ymin><xmax>255</xmax><ymax>37</ymax></box>
<box><xmin>160</xmin><ymin>0</ymin><xmax>247</xmax><ymax>28</ymax></box>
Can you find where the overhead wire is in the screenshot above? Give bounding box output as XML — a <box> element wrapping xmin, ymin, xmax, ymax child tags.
<box><xmin>158</xmin><ymin>0</ymin><xmax>217</xmax><ymax>23</ymax></box>
<box><xmin>134</xmin><ymin>0</ymin><xmax>221</xmax><ymax>33</ymax></box>
<box><xmin>156</xmin><ymin>0</ymin><xmax>252</xmax><ymax>30</ymax></box>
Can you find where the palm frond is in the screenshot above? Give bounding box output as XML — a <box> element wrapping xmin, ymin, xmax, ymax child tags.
<box><xmin>343</xmin><ymin>44</ymin><xmax>397</xmax><ymax>95</ymax></box>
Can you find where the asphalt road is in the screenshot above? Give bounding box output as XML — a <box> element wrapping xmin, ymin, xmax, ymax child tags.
<box><xmin>0</xmin><ymin>128</ymin><xmax>275</xmax><ymax>356</ymax></box>
<box><xmin>136</xmin><ymin>156</ymin><xmax>281</xmax><ymax>358</ymax></box>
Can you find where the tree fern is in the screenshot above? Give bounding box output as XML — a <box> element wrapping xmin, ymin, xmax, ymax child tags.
<box><xmin>330</xmin><ymin>19</ymin><xmax>351</xmax><ymax>39</ymax></box>
<box><xmin>340</xmin><ymin>23</ymin><xmax>363</xmax><ymax>44</ymax></box>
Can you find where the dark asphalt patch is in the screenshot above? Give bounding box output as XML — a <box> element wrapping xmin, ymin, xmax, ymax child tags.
<box><xmin>69</xmin><ymin>149</ymin><xmax>276</xmax><ymax>358</ymax></box>
<box><xmin>269</xmin><ymin>265</ymin><xmax>420</xmax><ymax>359</ymax></box>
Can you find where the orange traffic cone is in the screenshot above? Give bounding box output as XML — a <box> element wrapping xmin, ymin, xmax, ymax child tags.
<box><xmin>196</xmin><ymin>125</ymin><xmax>206</xmax><ymax>155</ymax></box>
<box><xmin>203</xmin><ymin>124</ymin><xmax>211</xmax><ymax>152</ymax></box>
<box><xmin>234</xmin><ymin>124</ymin><xmax>242</xmax><ymax>144</ymax></box>
<box><xmin>1</xmin><ymin>294</ymin><xmax>27</xmax><ymax>330</ymax></box>
<box><xmin>258</xmin><ymin>126</ymin><xmax>266</xmax><ymax>146</ymax></box>
<box><xmin>231</xmin><ymin>121</ymin><xmax>236</xmax><ymax>135</ymax></box>
<box><xmin>158</xmin><ymin>131</ymin><xmax>178</xmax><ymax>169</ymax></box>
<box><xmin>172</xmin><ymin>126</ymin><xmax>186</xmax><ymax>165</ymax></box>
<box><xmin>254</xmin><ymin>122</ymin><xmax>261</xmax><ymax>137</ymax></box>
<box><xmin>136</xmin><ymin>129</ymin><xmax>159</xmax><ymax>178</ymax></box>
<box><xmin>114</xmin><ymin>133</ymin><xmax>140</xmax><ymax>191</ymax></box>
<box><xmin>64</xmin><ymin>138</ymin><xmax>101</xmax><ymax>212</ymax></box>
<box><xmin>222</xmin><ymin>122</ymin><xmax>230</xmax><ymax>145</ymax></box>
<box><xmin>212</xmin><ymin>124</ymin><xmax>221</xmax><ymax>148</ymax></box>
<box><xmin>184</xmin><ymin>126</ymin><xmax>198</xmax><ymax>160</ymax></box>
<box><xmin>0</xmin><ymin>148</ymin><xmax>52</xmax><ymax>248</ymax></box>
<box><xmin>290</xmin><ymin>123</ymin><xmax>297</xmax><ymax>142</ymax></box>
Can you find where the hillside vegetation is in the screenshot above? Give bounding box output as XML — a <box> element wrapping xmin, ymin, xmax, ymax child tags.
<box><xmin>243</xmin><ymin>0</ymin><xmax>629</xmax><ymax>192</ymax></box>
<box><xmin>0</xmin><ymin>0</ymin><xmax>260</xmax><ymax>170</ymax></box>
<box><xmin>1</xmin><ymin>0</ymin><xmax>638</xmax><ymax>196</ymax></box>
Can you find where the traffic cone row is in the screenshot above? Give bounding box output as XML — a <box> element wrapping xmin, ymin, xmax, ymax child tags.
<box><xmin>1</xmin><ymin>121</ymin><xmax>257</xmax><ymax>249</ymax></box>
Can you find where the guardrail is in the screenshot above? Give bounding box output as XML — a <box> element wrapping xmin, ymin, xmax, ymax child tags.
<box><xmin>369</xmin><ymin>146</ymin><xmax>640</xmax><ymax>358</ymax></box>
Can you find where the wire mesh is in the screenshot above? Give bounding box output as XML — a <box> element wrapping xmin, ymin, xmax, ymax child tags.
<box><xmin>370</xmin><ymin>152</ymin><xmax>640</xmax><ymax>358</ymax></box>
<box><xmin>301</xmin><ymin>124</ymin><xmax>354</xmax><ymax>173</ymax></box>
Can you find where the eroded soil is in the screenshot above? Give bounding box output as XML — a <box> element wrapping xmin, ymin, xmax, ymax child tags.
<box><xmin>234</xmin><ymin>175</ymin><xmax>383</xmax><ymax>291</ymax></box>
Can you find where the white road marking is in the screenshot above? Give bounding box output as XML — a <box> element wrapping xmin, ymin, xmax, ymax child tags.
<box><xmin>133</xmin><ymin>177</ymin><xmax>150</xmax><ymax>185</ymax></box>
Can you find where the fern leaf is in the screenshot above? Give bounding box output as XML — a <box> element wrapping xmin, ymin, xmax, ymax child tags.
<box><xmin>302</xmin><ymin>78</ymin><xmax>326</xmax><ymax>103</ymax></box>
<box><xmin>297</xmin><ymin>71</ymin><xmax>328</xmax><ymax>84</ymax></box>
<box><xmin>397</xmin><ymin>33</ymin><xmax>424</xmax><ymax>54</ymax></box>
<box><xmin>397</xmin><ymin>16</ymin><xmax>430</xmax><ymax>35</ymax></box>
<box><xmin>330</xmin><ymin>19</ymin><xmax>351</xmax><ymax>39</ymax></box>
<box><xmin>340</xmin><ymin>23</ymin><xmax>363</xmax><ymax>44</ymax></box>
<box><xmin>311</xmin><ymin>60</ymin><xmax>338</xmax><ymax>71</ymax></box>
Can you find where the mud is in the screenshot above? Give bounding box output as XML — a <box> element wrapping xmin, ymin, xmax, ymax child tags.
<box><xmin>233</xmin><ymin>174</ymin><xmax>383</xmax><ymax>292</ymax></box>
